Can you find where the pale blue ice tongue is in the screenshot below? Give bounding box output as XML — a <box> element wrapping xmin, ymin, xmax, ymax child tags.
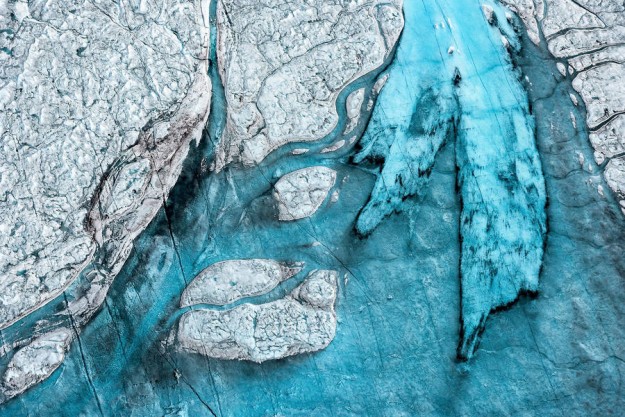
<box><xmin>356</xmin><ymin>0</ymin><xmax>546</xmax><ymax>359</ymax></box>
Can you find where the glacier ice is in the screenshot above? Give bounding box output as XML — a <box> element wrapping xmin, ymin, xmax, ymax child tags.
<box><xmin>1</xmin><ymin>329</ymin><xmax>72</xmax><ymax>400</ymax></box>
<box><xmin>0</xmin><ymin>0</ymin><xmax>212</xmax><ymax>403</ymax></box>
<box><xmin>0</xmin><ymin>0</ymin><xmax>211</xmax><ymax>332</ymax></box>
<box><xmin>212</xmin><ymin>0</ymin><xmax>403</xmax><ymax>170</ymax></box>
<box><xmin>353</xmin><ymin>0</ymin><xmax>546</xmax><ymax>359</ymax></box>
<box><xmin>354</xmin><ymin>85</ymin><xmax>460</xmax><ymax>236</ymax></box>
<box><xmin>180</xmin><ymin>259</ymin><xmax>303</xmax><ymax>307</ymax></box>
<box><xmin>503</xmin><ymin>0</ymin><xmax>625</xmax><ymax>213</ymax></box>
<box><xmin>0</xmin><ymin>0</ymin><xmax>624</xmax><ymax>414</ymax></box>
<box><xmin>174</xmin><ymin>270</ymin><xmax>338</xmax><ymax>362</ymax></box>
<box><xmin>273</xmin><ymin>166</ymin><xmax>337</xmax><ymax>221</ymax></box>
<box><xmin>344</xmin><ymin>88</ymin><xmax>366</xmax><ymax>136</ymax></box>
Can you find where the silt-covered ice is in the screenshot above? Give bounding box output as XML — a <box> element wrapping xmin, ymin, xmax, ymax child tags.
<box><xmin>273</xmin><ymin>166</ymin><xmax>337</xmax><ymax>221</ymax></box>
<box><xmin>180</xmin><ymin>259</ymin><xmax>303</xmax><ymax>307</ymax></box>
<box><xmin>212</xmin><ymin>0</ymin><xmax>403</xmax><ymax>170</ymax></box>
<box><xmin>1</xmin><ymin>329</ymin><xmax>72</xmax><ymax>400</ymax></box>
<box><xmin>174</xmin><ymin>270</ymin><xmax>338</xmax><ymax>363</ymax></box>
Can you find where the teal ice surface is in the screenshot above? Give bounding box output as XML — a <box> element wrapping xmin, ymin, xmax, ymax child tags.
<box><xmin>450</xmin><ymin>2</ymin><xmax>546</xmax><ymax>359</ymax></box>
<box><xmin>2</xmin><ymin>0</ymin><xmax>625</xmax><ymax>416</ymax></box>
<box><xmin>354</xmin><ymin>0</ymin><xmax>545</xmax><ymax>358</ymax></box>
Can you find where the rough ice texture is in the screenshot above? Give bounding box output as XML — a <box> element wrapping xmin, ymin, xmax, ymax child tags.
<box><xmin>605</xmin><ymin>158</ymin><xmax>625</xmax><ymax>203</ymax></box>
<box><xmin>321</xmin><ymin>139</ymin><xmax>346</xmax><ymax>154</ymax></box>
<box><xmin>175</xmin><ymin>270</ymin><xmax>338</xmax><ymax>363</ymax></box>
<box><xmin>0</xmin><ymin>0</ymin><xmax>211</xmax><ymax>402</ymax></box>
<box><xmin>0</xmin><ymin>0</ymin><xmax>211</xmax><ymax>330</ymax></box>
<box><xmin>180</xmin><ymin>259</ymin><xmax>303</xmax><ymax>307</ymax></box>
<box><xmin>344</xmin><ymin>88</ymin><xmax>366</xmax><ymax>135</ymax></box>
<box><xmin>2</xmin><ymin>1</ymin><xmax>625</xmax><ymax>415</ymax></box>
<box><xmin>455</xmin><ymin>91</ymin><xmax>546</xmax><ymax>360</ymax></box>
<box><xmin>273</xmin><ymin>166</ymin><xmax>337</xmax><ymax>221</ymax></box>
<box><xmin>212</xmin><ymin>0</ymin><xmax>404</xmax><ymax>170</ymax></box>
<box><xmin>353</xmin><ymin>0</ymin><xmax>546</xmax><ymax>359</ymax></box>
<box><xmin>366</xmin><ymin>73</ymin><xmax>389</xmax><ymax>112</ymax></box>
<box><xmin>498</xmin><ymin>0</ymin><xmax>543</xmax><ymax>44</ymax></box>
<box><xmin>1</xmin><ymin>328</ymin><xmax>72</xmax><ymax>399</ymax></box>
<box><xmin>455</xmin><ymin>4</ymin><xmax>547</xmax><ymax>361</ymax></box>
<box><xmin>499</xmin><ymin>0</ymin><xmax>625</xmax><ymax>212</ymax></box>
<box><xmin>354</xmin><ymin>85</ymin><xmax>459</xmax><ymax>236</ymax></box>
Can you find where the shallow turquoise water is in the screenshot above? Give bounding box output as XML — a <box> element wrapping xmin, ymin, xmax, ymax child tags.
<box><xmin>2</xmin><ymin>0</ymin><xmax>625</xmax><ymax>416</ymax></box>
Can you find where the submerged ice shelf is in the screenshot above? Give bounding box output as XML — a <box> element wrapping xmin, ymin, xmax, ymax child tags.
<box><xmin>1</xmin><ymin>0</ymin><xmax>625</xmax><ymax>415</ymax></box>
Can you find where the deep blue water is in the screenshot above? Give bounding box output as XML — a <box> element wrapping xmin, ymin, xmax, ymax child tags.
<box><xmin>2</xmin><ymin>0</ymin><xmax>625</xmax><ymax>416</ymax></box>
